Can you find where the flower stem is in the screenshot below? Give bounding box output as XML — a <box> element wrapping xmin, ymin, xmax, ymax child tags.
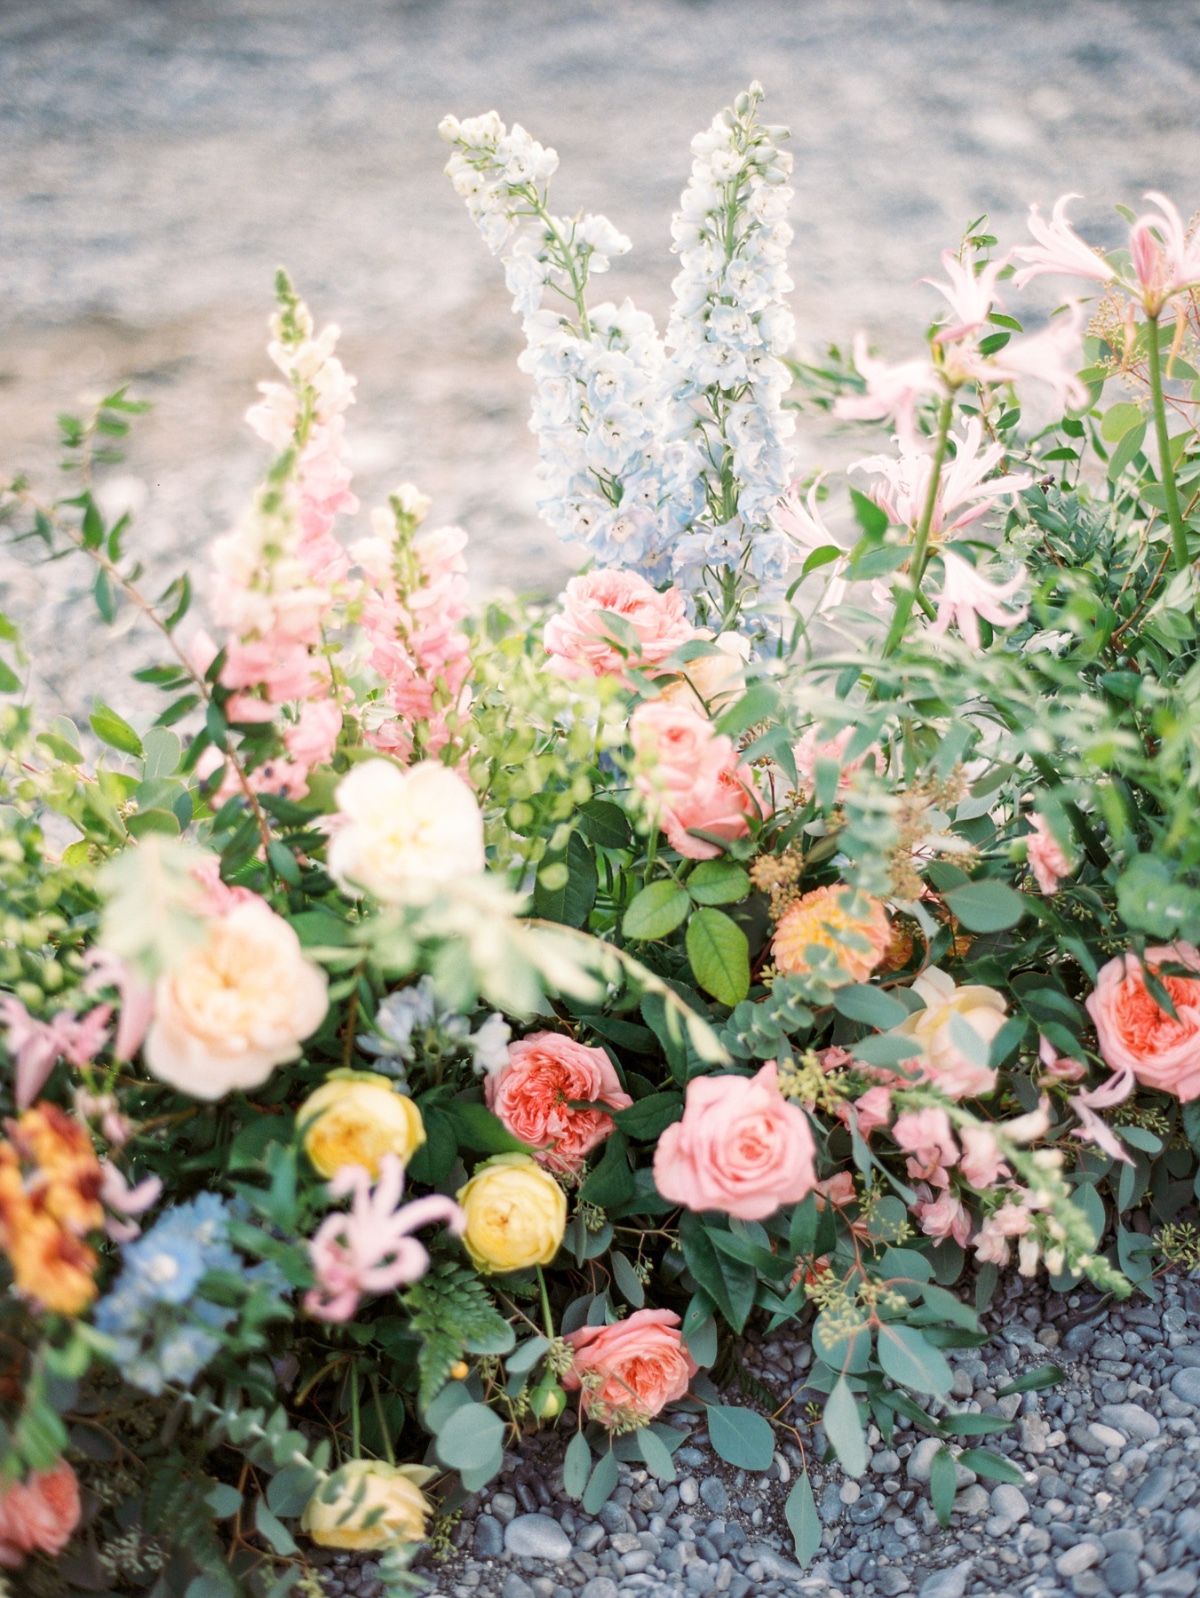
<box><xmin>536</xmin><ymin>1267</ymin><xmax>555</xmax><ymax>1342</ymax></box>
<box><xmin>1146</xmin><ymin>312</ymin><xmax>1190</xmax><ymax>572</ymax></box>
<box><xmin>881</xmin><ymin>394</ymin><xmax>955</xmax><ymax>657</ymax></box>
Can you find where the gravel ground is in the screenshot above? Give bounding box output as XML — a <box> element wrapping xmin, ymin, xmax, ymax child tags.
<box><xmin>306</xmin><ymin>1272</ymin><xmax>1200</xmax><ymax>1598</ymax></box>
<box><xmin>4</xmin><ymin>0</ymin><xmax>1200</xmax><ymax>714</ymax></box>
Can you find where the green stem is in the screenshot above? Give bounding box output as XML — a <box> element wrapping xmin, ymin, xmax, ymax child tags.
<box><xmin>881</xmin><ymin>394</ymin><xmax>955</xmax><ymax>658</ymax></box>
<box><xmin>1146</xmin><ymin>312</ymin><xmax>1190</xmax><ymax>572</ymax></box>
<box><xmin>370</xmin><ymin>1375</ymin><xmax>396</xmax><ymax>1466</ymax></box>
<box><xmin>536</xmin><ymin>1267</ymin><xmax>556</xmax><ymax>1343</ymax></box>
<box><xmin>349</xmin><ymin>1360</ymin><xmax>361</xmax><ymax>1458</ymax></box>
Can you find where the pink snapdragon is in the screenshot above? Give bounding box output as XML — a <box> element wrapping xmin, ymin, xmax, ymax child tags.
<box><xmin>892</xmin><ymin>1107</ymin><xmax>958</xmax><ymax>1188</ymax></box>
<box><xmin>305</xmin><ymin>1154</ymin><xmax>466</xmax><ymax>1323</ymax></box>
<box><xmin>927</xmin><ymin>550</ymin><xmax>1028</xmax><ymax>649</ymax></box>
<box><xmin>353</xmin><ymin>497</ymin><xmax>472</xmax><ymax>762</ymax></box>
<box><xmin>1026</xmin><ymin>813</ymin><xmax>1072</xmax><ymax>895</ymax></box>
<box><xmin>972</xmin><ymin>1199</ymin><xmax>1033</xmax><ymax>1268</ymax></box>
<box><xmin>958</xmin><ymin>1124</ymin><xmax>1008</xmax><ymax>1188</ymax></box>
<box><xmin>912</xmin><ymin>1186</ymin><xmax>972</xmax><ymax>1248</ymax></box>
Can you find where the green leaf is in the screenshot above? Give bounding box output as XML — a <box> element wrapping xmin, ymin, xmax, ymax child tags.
<box><xmin>534</xmin><ymin>832</ymin><xmax>597</xmax><ymax>928</ymax></box>
<box><xmin>444</xmin><ymin>1101</ymin><xmax>531</xmax><ymax>1154</ymax></box>
<box><xmin>957</xmin><ymin>1448</ymin><xmax>1025</xmax><ymax>1484</ymax></box>
<box><xmin>563</xmin><ymin>1431</ymin><xmax>592</xmax><ymax>1498</ymax></box>
<box><xmin>943</xmin><ymin>879</ymin><xmax>1027</xmax><ymax>933</ymax></box>
<box><xmin>850</xmin><ymin>487</ymin><xmax>889</xmax><ymax>537</ymax></box>
<box><xmin>623</xmin><ymin>879</ymin><xmax>691</xmax><ymax>940</ymax></box>
<box><xmin>930</xmin><ymin>1446</ymin><xmax>957</xmax><ymax>1527</ymax></box>
<box><xmin>823</xmin><ymin>1378</ymin><xmax>866</xmax><ymax>1478</ymax></box>
<box><xmin>996</xmin><ymin>1364</ymin><xmax>1064</xmax><ymax>1398</ymax></box>
<box><xmin>90</xmin><ymin>700</ymin><xmax>144</xmax><ymax>759</ymax></box>
<box><xmin>637</xmin><ymin>1425</ymin><xmax>677</xmax><ymax>1482</ymax></box>
<box><xmin>611</xmin><ymin>1250</ymin><xmax>645</xmax><ymax>1308</ymax></box>
<box><xmin>688</xmin><ymin>860</ymin><xmax>752</xmax><ymax>905</ymax></box>
<box><xmin>1100</xmin><ymin>401</ymin><xmax>1144</xmax><ymax>442</ymax></box>
<box><xmin>578</xmin><ymin>799</ymin><xmax>632</xmax><ymax>850</ymax></box>
<box><xmin>940</xmin><ymin>1412</ymin><xmax>1013</xmax><ymax>1437</ymax></box>
<box><xmin>705</xmin><ymin>1404</ymin><xmax>775</xmax><ymax>1471</ymax></box>
<box><xmin>786</xmin><ymin>1472</ymin><xmax>822</xmax><ymax>1568</ymax></box>
<box><xmin>613</xmin><ymin>1092</ymin><xmax>683</xmax><ymax>1141</ymax></box>
<box><xmin>580</xmin><ymin>1130</ymin><xmax>635</xmax><ymax>1209</ymax></box>
<box><xmin>833</xmin><ymin>983</ymin><xmax>910</xmax><ymax>1030</ymax></box>
<box><xmin>686</xmin><ymin>908</ymin><xmax>750</xmax><ymax>1006</ymax></box>
<box><xmin>876</xmin><ymin>1323</ymin><xmax>953</xmax><ymax>1396</ymax></box>
<box><xmin>813</xmin><ymin>1310</ymin><xmax>871</xmax><ymax>1373</ymax></box>
<box><xmin>714</xmin><ymin>680</ymin><xmax>778</xmax><ymax>739</ymax></box>
<box><xmin>582</xmin><ymin>1448</ymin><xmax>618</xmax><ymax>1514</ymax></box>
<box><xmin>678</xmin><ymin>1213</ymin><xmax>756</xmax><ymax>1333</ymax></box>
<box><xmin>1181</xmin><ymin>1099</ymin><xmax>1200</xmax><ymax>1157</ymax></box>
<box><xmin>684</xmin><ymin>1313</ymin><xmax>718</xmax><ymax>1368</ymax></box>
<box><xmin>204</xmin><ymin>1483</ymin><xmax>243</xmax><ymax>1519</ymax></box>
<box><xmin>851</xmin><ymin>1033</ymin><xmax>923</xmax><ymax>1068</ymax></box>
<box><xmin>266</xmin><ymin>1463</ymin><xmax>314</xmax><ymax>1518</ymax></box>
<box><xmin>1107</xmin><ymin>419</ymin><xmax>1147</xmax><ymax>480</ymax></box>
<box><xmin>434</xmin><ymin>1401</ymin><xmax>505</xmax><ymax>1472</ymax></box>
<box><xmin>506</xmin><ymin>1336</ymin><xmax>550</xmax><ymax>1376</ymax></box>
<box><xmin>255</xmin><ymin>1497</ymin><xmax>298</xmax><ymax>1556</ymax></box>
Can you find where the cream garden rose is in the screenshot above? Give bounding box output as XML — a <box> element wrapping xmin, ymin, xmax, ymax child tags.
<box><xmin>301</xmin><ymin>1461</ymin><xmax>436</xmax><ymax>1551</ymax></box>
<box><xmin>889</xmin><ymin>966</ymin><xmax>1007</xmax><ymax>1099</ymax></box>
<box><xmin>299</xmin><ymin>1071</ymin><xmax>426</xmax><ymax>1178</ymax></box>
<box><xmin>326</xmin><ymin>759</ymin><xmax>484</xmax><ymax>902</ymax></box>
<box><xmin>456</xmin><ymin>1153</ymin><xmax>566</xmax><ymax>1272</ymax></box>
<box><xmin>143</xmin><ymin>899</ymin><xmax>329</xmax><ymax>1100</ymax></box>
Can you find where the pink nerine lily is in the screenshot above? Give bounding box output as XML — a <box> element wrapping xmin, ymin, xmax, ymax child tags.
<box><xmin>1011</xmin><ymin>195</ymin><xmax>1118</xmax><ymax>290</ymax></box>
<box><xmin>1130</xmin><ymin>192</ymin><xmax>1200</xmax><ymax>317</ymax></box>
<box><xmin>0</xmin><ymin>996</ymin><xmax>113</xmax><ymax>1109</ymax></box>
<box><xmin>927</xmin><ymin>550</ymin><xmax>1028</xmax><ymax>649</ymax></box>
<box><xmin>924</xmin><ymin>250</ymin><xmax>1007</xmax><ymax>345</ymax></box>
<box><xmin>854</xmin><ymin>418</ymin><xmax>1031</xmax><ymax>541</ymax></box>
<box><xmin>961</xmin><ymin>301</ymin><xmax>1089</xmax><ymax>412</ymax></box>
<box><xmin>305</xmin><ymin>1154</ymin><xmax>466</xmax><ymax>1323</ymax></box>
<box><xmin>833</xmin><ymin>334</ymin><xmax>938</xmax><ymax>444</ymax></box>
<box><xmin>82</xmin><ymin>948</ymin><xmax>154</xmax><ymax>1063</ymax></box>
<box><xmin>773</xmin><ymin>478</ymin><xmax>847</xmax><ymax>612</ymax></box>
<box><xmin>100</xmin><ymin>1162</ymin><xmax>163</xmax><ymax>1242</ymax></box>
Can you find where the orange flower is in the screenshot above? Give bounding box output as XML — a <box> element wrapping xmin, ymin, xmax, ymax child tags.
<box><xmin>772</xmin><ymin>886</ymin><xmax>890</xmax><ymax>985</ymax></box>
<box><xmin>0</xmin><ymin>1104</ymin><xmax>103</xmax><ymax>1316</ymax></box>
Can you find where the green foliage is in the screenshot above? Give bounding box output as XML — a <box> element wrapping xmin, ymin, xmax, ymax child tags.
<box><xmin>402</xmin><ymin>1261</ymin><xmax>510</xmax><ymax>1409</ymax></box>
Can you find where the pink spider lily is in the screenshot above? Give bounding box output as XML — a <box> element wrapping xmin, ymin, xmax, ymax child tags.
<box><xmin>960</xmin><ymin>301</ymin><xmax>1089</xmax><ymax>411</ymax></box>
<box><xmin>927</xmin><ymin>550</ymin><xmax>1028</xmax><ymax>649</ymax></box>
<box><xmin>773</xmin><ymin>477</ymin><xmax>847</xmax><ymax>611</ymax></box>
<box><xmin>0</xmin><ymin>996</ymin><xmax>114</xmax><ymax>1110</ymax></box>
<box><xmin>1011</xmin><ymin>194</ymin><xmax>1118</xmax><ymax>290</ymax></box>
<box><xmin>1067</xmin><ymin>1065</ymin><xmax>1136</xmax><ymax>1166</ymax></box>
<box><xmin>853</xmin><ymin>418</ymin><xmax>1031</xmax><ymax>540</ymax></box>
<box><xmin>100</xmin><ymin>1162</ymin><xmax>163</xmax><ymax>1242</ymax></box>
<box><xmin>1129</xmin><ymin>192</ymin><xmax>1200</xmax><ymax>317</ymax></box>
<box><xmin>924</xmin><ymin>250</ymin><xmax>1008</xmax><ymax>345</ymax></box>
<box><xmin>82</xmin><ymin>948</ymin><xmax>154</xmax><ymax>1063</ymax></box>
<box><xmin>305</xmin><ymin>1154</ymin><xmax>466</xmax><ymax>1323</ymax></box>
<box><xmin>833</xmin><ymin>334</ymin><xmax>939</xmax><ymax>444</ymax></box>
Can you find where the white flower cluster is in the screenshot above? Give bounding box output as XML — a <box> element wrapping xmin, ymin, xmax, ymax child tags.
<box><xmin>665</xmin><ymin>82</ymin><xmax>797</xmax><ymax>597</ymax></box>
<box><xmin>441</xmin><ymin>88</ymin><xmax>799</xmax><ymax>604</ymax></box>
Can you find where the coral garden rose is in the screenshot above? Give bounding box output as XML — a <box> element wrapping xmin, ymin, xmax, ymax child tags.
<box><xmin>653</xmin><ymin>1062</ymin><xmax>818</xmax><ymax>1221</ymax></box>
<box><xmin>658</xmin><ymin>630</ymin><xmax>750</xmax><ymax>712</ymax></box>
<box><xmin>563</xmin><ymin>1308</ymin><xmax>698</xmax><ymax>1424</ymax></box>
<box><xmin>1085</xmin><ymin>943</ymin><xmax>1200</xmax><ymax>1100</ymax></box>
<box><xmin>301</xmin><ymin>1460</ymin><xmax>436</xmax><ymax>1551</ymax></box>
<box><xmin>889</xmin><ymin>966</ymin><xmax>1006</xmax><ymax>1100</ymax></box>
<box><xmin>326</xmin><ymin>758</ymin><xmax>484</xmax><ymax>902</ymax></box>
<box><xmin>543</xmin><ymin>570</ymin><xmax>695</xmax><ymax>678</ymax></box>
<box><xmin>485</xmin><ymin>1031</ymin><xmax>632</xmax><ymax>1174</ymax></box>
<box><xmin>1026</xmin><ymin>813</ymin><xmax>1072</xmax><ymax>895</ymax></box>
<box><xmin>772</xmin><ymin>885</ymin><xmax>891</xmax><ymax>986</ymax></box>
<box><xmin>631</xmin><ymin>700</ymin><xmax>763</xmax><ymax>860</ymax></box>
<box><xmin>300</xmin><ymin>1071</ymin><xmax>426</xmax><ymax>1179</ymax></box>
<box><xmin>0</xmin><ymin>1460</ymin><xmax>81</xmax><ymax>1568</ymax></box>
<box><xmin>144</xmin><ymin>899</ymin><xmax>329</xmax><ymax>1101</ymax></box>
<box><xmin>456</xmin><ymin>1153</ymin><xmax>566</xmax><ymax>1272</ymax></box>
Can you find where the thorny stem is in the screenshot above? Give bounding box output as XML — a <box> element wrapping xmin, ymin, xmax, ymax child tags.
<box><xmin>1146</xmin><ymin>312</ymin><xmax>1191</xmax><ymax>573</ymax></box>
<box><xmin>881</xmin><ymin>394</ymin><xmax>955</xmax><ymax>658</ymax></box>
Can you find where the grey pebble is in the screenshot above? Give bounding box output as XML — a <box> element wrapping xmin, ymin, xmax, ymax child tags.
<box><xmin>1170</xmin><ymin>1367</ymin><xmax>1200</xmax><ymax>1406</ymax></box>
<box><xmin>502</xmin><ymin>1578</ymin><xmax>536</xmax><ymax>1598</ymax></box>
<box><xmin>1103</xmin><ymin>1550</ymin><xmax>1142</xmax><ymax>1596</ymax></box>
<box><xmin>1172</xmin><ymin>1345</ymin><xmax>1200</xmax><ymax>1368</ymax></box>
<box><xmin>991</xmin><ymin>1483</ymin><xmax>1029</xmax><ymax>1522</ymax></box>
<box><xmin>579</xmin><ymin>1582</ymin><xmax>619</xmax><ymax>1598</ymax></box>
<box><xmin>879</xmin><ymin>1573</ymin><xmax>912</xmax><ymax>1596</ymax></box>
<box><xmin>597</xmin><ymin>1500</ymin><xmax>625</xmax><ymax>1534</ymax></box>
<box><xmin>472</xmin><ymin>1515</ymin><xmax>504</xmax><ymax>1558</ymax></box>
<box><xmin>576</xmin><ymin>1524</ymin><xmax>604</xmax><ymax>1553</ymax></box>
<box><xmin>699</xmin><ymin>1477</ymin><xmax>729</xmax><ymax>1514</ymax></box>
<box><xmin>503</xmin><ymin>1514</ymin><xmax>572</xmax><ymax>1562</ymax></box>
<box><xmin>1056</xmin><ymin>1543</ymin><xmax>1103</xmax><ymax>1576</ymax></box>
<box><xmin>744</xmin><ymin>1544</ymin><xmax>804</xmax><ymax>1581</ymax></box>
<box><xmin>1100</xmin><ymin>1402</ymin><xmax>1161</xmax><ymax>1440</ymax></box>
<box><xmin>490</xmin><ymin>1492</ymin><xmax>518</xmax><ymax>1525</ymax></box>
<box><xmin>1134</xmin><ymin>1466</ymin><xmax>1175</xmax><ymax>1511</ymax></box>
<box><xmin>1147</xmin><ymin>1573</ymin><xmax>1199</xmax><ymax>1596</ymax></box>
<box><xmin>917</xmin><ymin>1560</ymin><xmax>973</xmax><ymax>1598</ymax></box>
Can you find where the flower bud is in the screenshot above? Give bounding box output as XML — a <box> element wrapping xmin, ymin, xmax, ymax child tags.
<box><xmin>529</xmin><ymin>1374</ymin><xmax>566</xmax><ymax>1422</ymax></box>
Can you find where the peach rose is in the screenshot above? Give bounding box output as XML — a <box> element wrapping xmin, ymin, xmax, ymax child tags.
<box><xmin>562</xmin><ymin>1308</ymin><xmax>698</xmax><ymax>1424</ymax></box>
<box><xmin>631</xmin><ymin>701</ymin><xmax>764</xmax><ymax>860</ymax></box>
<box><xmin>772</xmin><ymin>886</ymin><xmax>891</xmax><ymax>986</ymax></box>
<box><xmin>0</xmin><ymin>1461</ymin><xmax>80</xmax><ymax>1567</ymax></box>
<box><xmin>888</xmin><ymin>967</ymin><xmax>1006</xmax><ymax>1099</ymax></box>
<box><xmin>653</xmin><ymin>1062</ymin><xmax>818</xmax><ymax>1221</ymax></box>
<box><xmin>485</xmin><ymin>1031</ymin><xmax>633</xmax><ymax>1174</ymax></box>
<box><xmin>1026</xmin><ymin>814</ymin><xmax>1072</xmax><ymax>895</ymax></box>
<box><xmin>544</xmin><ymin>570</ymin><xmax>695</xmax><ymax>678</ymax></box>
<box><xmin>1085</xmin><ymin>943</ymin><xmax>1200</xmax><ymax>1100</ymax></box>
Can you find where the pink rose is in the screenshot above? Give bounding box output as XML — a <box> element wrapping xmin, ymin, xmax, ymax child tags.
<box><xmin>1085</xmin><ymin>944</ymin><xmax>1200</xmax><ymax>1101</ymax></box>
<box><xmin>485</xmin><ymin>1032</ymin><xmax>632</xmax><ymax>1174</ymax></box>
<box><xmin>544</xmin><ymin>571</ymin><xmax>695</xmax><ymax>679</ymax></box>
<box><xmin>562</xmin><ymin>1308</ymin><xmax>698</xmax><ymax>1424</ymax></box>
<box><xmin>912</xmin><ymin>1187</ymin><xmax>972</xmax><ymax>1248</ymax></box>
<box><xmin>792</xmin><ymin>725</ymin><xmax>882</xmax><ymax>796</ymax></box>
<box><xmin>631</xmin><ymin>701</ymin><xmax>764</xmax><ymax>861</ymax></box>
<box><xmin>1027</xmin><ymin>814</ymin><xmax>1071</xmax><ymax>895</ymax></box>
<box><xmin>0</xmin><ymin>1461</ymin><xmax>80</xmax><ymax>1568</ymax></box>
<box><xmin>653</xmin><ymin>1062</ymin><xmax>818</xmax><ymax>1221</ymax></box>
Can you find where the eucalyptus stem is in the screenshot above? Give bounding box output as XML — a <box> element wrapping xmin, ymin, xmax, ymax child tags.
<box><xmin>536</xmin><ymin>1267</ymin><xmax>556</xmax><ymax>1343</ymax></box>
<box><xmin>881</xmin><ymin>393</ymin><xmax>955</xmax><ymax>658</ymax></box>
<box><xmin>1146</xmin><ymin>312</ymin><xmax>1191</xmax><ymax>572</ymax></box>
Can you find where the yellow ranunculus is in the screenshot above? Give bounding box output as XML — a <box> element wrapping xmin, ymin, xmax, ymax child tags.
<box><xmin>456</xmin><ymin>1153</ymin><xmax>566</xmax><ymax>1273</ymax></box>
<box><xmin>299</xmin><ymin>1071</ymin><xmax>426</xmax><ymax>1179</ymax></box>
<box><xmin>301</xmin><ymin>1460</ymin><xmax>436</xmax><ymax>1551</ymax></box>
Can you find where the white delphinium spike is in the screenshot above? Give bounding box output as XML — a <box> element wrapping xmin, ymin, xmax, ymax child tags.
<box><xmin>665</xmin><ymin>83</ymin><xmax>798</xmax><ymax>614</ymax></box>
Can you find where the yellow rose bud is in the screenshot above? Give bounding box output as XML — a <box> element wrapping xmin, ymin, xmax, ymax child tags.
<box><xmin>300</xmin><ymin>1071</ymin><xmax>426</xmax><ymax>1179</ymax></box>
<box><xmin>456</xmin><ymin>1153</ymin><xmax>566</xmax><ymax>1273</ymax></box>
<box><xmin>301</xmin><ymin>1460</ymin><xmax>436</xmax><ymax>1551</ymax></box>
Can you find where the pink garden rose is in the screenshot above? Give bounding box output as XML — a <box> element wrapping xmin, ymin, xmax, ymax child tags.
<box><xmin>1027</xmin><ymin>814</ymin><xmax>1071</xmax><ymax>895</ymax></box>
<box><xmin>653</xmin><ymin>1062</ymin><xmax>818</xmax><ymax>1221</ymax></box>
<box><xmin>0</xmin><ymin>1461</ymin><xmax>80</xmax><ymax>1568</ymax></box>
<box><xmin>544</xmin><ymin>570</ymin><xmax>695</xmax><ymax>679</ymax></box>
<box><xmin>792</xmin><ymin>724</ymin><xmax>882</xmax><ymax>797</ymax></box>
<box><xmin>562</xmin><ymin>1308</ymin><xmax>698</xmax><ymax>1424</ymax></box>
<box><xmin>485</xmin><ymin>1032</ymin><xmax>632</xmax><ymax>1174</ymax></box>
<box><xmin>1085</xmin><ymin>943</ymin><xmax>1200</xmax><ymax>1101</ymax></box>
<box><xmin>631</xmin><ymin>700</ymin><xmax>764</xmax><ymax>860</ymax></box>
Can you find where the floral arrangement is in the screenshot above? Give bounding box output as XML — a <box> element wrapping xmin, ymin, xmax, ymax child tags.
<box><xmin>2</xmin><ymin>81</ymin><xmax>1200</xmax><ymax>1595</ymax></box>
